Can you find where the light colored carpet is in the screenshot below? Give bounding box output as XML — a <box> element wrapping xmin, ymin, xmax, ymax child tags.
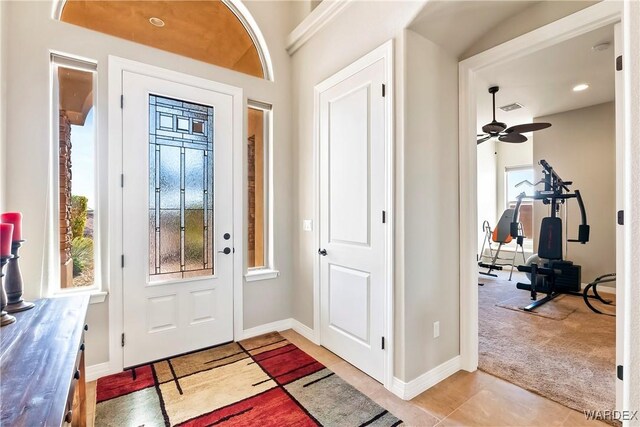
<box><xmin>479</xmin><ymin>273</ymin><xmax>616</xmax><ymax>416</ymax></box>
<box><xmin>496</xmin><ymin>293</ymin><xmax>577</xmax><ymax>320</ymax></box>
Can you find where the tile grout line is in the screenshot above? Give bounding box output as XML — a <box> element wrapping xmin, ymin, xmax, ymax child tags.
<box><xmin>432</xmin><ymin>389</ymin><xmax>485</xmax><ymax>426</ymax></box>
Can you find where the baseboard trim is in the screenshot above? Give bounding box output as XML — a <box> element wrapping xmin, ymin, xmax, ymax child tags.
<box><xmin>290</xmin><ymin>319</ymin><xmax>319</xmax><ymax>344</ymax></box>
<box><xmin>581</xmin><ymin>282</ymin><xmax>616</xmax><ymax>295</ymax></box>
<box><xmin>86</xmin><ymin>361</ymin><xmax>116</xmax><ymax>382</ymax></box>
<box><xmin>89</xmin><ymin>319</ymin><xmax>318</xmax><ymax>381</ymax></box>
<box><xmin>241</xmin><ymin>318</ymin><xmax>293</xmax><ymax>340</ymax></box>
<box><xmin>390</xmin><ymin>355</ymin><xmax>461</xmax><ymax>400</ymax></box>
<box><xmin>242</xmin><ymin>318</ymin><xmax>320</xmax><ymax>344</ymax></box>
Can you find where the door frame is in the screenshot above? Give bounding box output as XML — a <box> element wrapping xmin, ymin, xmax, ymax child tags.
<box><xmin>107</xmin><ymin>56</ymin><xmax>244</xmax><ymax>373</ymax></box>
<box><xmin>458</xmin><ymin>0</ymin><xmax>627</xmax><ymax>407</ymax></box>
<box><xmin>312</xmin><ymin>40</ymin><xmax>395</xmax><ymax>390</ymax></box>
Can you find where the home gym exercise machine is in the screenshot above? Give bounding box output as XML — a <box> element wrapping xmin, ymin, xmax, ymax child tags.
<box><xmin>478</xmin><ymin>209</ymin><xmax>526</xmax><ymax>280</ymax></box>
<box><xmin>583</xmin><ymin>273</ymin><xmax>615</xmax><ymax>316</ymax></box>
<box><xmin>510</xmin><ymin>160</ymin><xmax>591</xmax><ymax>312</ymax></box>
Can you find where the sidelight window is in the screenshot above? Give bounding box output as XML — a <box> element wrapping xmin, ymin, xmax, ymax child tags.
<box><xmin>53</xmin><ymin>54</ymin><xmax>98</xmax><ymax>290</ymax></box>
<box><xmin>246</xmin><ymin>101</ymin><xmax>278</xmax><ymax>280</ymax></box>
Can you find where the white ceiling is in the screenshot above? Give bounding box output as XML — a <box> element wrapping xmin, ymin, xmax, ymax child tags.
<box><xmin>409</xmin><ymin>1</ymin><xmax>539</xmax><ymax>58</ymax></box>
<box><xmin>476</xmin><ymin>24</ymin><xmax>615</xmax><ymax>132</ymax></box>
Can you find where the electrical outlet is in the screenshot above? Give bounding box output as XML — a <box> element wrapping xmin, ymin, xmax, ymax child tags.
<box><xmin>433</xmin><ymin>321</ymin><xmax>440</xmax><ymax>338</ymax></box>
<box><xmin>303</xmin><ymin>220</ymin><xmax>313</xmax><ymax>231</ymax></box>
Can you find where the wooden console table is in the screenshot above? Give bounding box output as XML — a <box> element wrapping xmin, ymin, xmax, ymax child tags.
<box><xmin>1</xmin><ymin>295</ymin><xmax>90</xmax><ymax>426</ymax></box>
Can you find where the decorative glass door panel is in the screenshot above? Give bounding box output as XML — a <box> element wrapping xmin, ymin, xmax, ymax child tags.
<box><xmin>148</xmin><ymin>95</ymin><xmax>214</xmax><ymax>282</ymax></box>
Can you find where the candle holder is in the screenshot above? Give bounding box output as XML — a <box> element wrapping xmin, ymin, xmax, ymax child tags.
<box><xmin>5</xmin><ymin>240</ymin><xmax>34</xmax><ymax>313</ymax></box>
<box><xmin>1</xmin><ymin>255</ymin><xmax>17</xmax><ymax>326</ymax></box>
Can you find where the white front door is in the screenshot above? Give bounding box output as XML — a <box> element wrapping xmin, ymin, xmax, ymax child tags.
<box><xmin>122</xmin><ymin>71</ymin><xmax>235</xmax><ymax>367</ymax></box>
<box><xmin>318</xmin><ymin>54</ymin><xmax>387</xmax><ymax>382</ymax></box>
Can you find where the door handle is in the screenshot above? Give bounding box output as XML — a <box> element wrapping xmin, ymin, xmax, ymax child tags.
<box><xmin>318</xmin><ymin>248</ymin><xmax>327</xmax><ymax>256</ymax></box>
<box><xmin>219</xmin><ymin>247</ymin><xmax>232</xmax><ymax>255</ymax></box>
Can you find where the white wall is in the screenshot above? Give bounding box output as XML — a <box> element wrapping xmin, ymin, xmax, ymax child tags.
<box><xmin>403</xmin><ymin>29</ymin><xmax>460</xmax><ymax>380</ymax></box>
<box><xmin>0</xmin><ymin>1</ymin><xmax>6</xmax><ymax>213</ymax></box>
<box><xmin>289</xmin><ymin>0</ymin><xmax>465</xmax><ymax>382</ymax></box>
<box><xmin>290</xmin><ymin>1</ymin><xmax>428</xmax><ymax>383</ymax></box>
<box><xmin>461</xmin><ymin>0</ymin><xmax>598</xmax><ymax>60</ymax></box>
<box><xmin>623</xmin><ymin>0</ymin><xmax>640</xmax><ymax>415</ymax></box>
<box><xmin>289</xmin><ymin>0</ymin><xmax>320</xmax><ymax>29</ymax></box>
<box><xmin>477</xmin><ymin>140</ymin><xmax>497</xmax><ymax>251</ymax></box>
<box><xmin>3</xmin><ymin>0</ymin><xmax>294</xmax><ymax>367</ymax></box>
<box><xmin>533</xmin><ymin>102</ymin><xmax>616</xmax><ymax>283</ymax></box>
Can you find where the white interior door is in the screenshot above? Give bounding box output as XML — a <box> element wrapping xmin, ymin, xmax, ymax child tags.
<box><xmin>318</xmin><ymin>57</ymin><xmax>387</xmax><ymax>382</ymax></box>
<box><xmin>122</xmin><ymin>71</ymin><xmax>235</xmax><ymax>368</ymax></box>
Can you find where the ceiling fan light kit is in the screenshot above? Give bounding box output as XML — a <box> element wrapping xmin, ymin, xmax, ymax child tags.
<box><xmin>477</xmin><ymin>86</ymin><xmax>552</xmax><ymax>145</ymax></box>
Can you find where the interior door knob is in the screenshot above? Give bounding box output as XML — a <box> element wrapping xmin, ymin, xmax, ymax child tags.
<box><xmin>318</xmin><ymin>249</ymin><xmax>327</xmax><ymax>256</ymax></box>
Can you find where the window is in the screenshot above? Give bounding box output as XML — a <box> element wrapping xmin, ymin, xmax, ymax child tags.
<box><xmin>148</xmin><ymin>95</ymin><xmax>215</xmax><ymax>282</ymax></box>
<box><xmin>505</xmin><ymin>166</ymin><xmax>534</xmax><ymax>240</ymax></box>
<box><xmin>246</xmin><ymin>101</ymin><xmax>277</xmax><ymax>280</ymax></box>
<box><xmin>52</xmin><ymin>54</ymin><xmax>98</xmax><ymax>290</ymax></box>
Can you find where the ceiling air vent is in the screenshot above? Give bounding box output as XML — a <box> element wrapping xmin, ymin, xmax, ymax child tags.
<box><xmin>499</xmin><ymin>102</ymin><xmax>524</xmax><ymax>112</ymax></box>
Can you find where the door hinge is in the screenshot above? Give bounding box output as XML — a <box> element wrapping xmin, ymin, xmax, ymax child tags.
<box><xmin>121</xmin><ymin>255</ymin><xmax>125</xmax><ymax>268</ymax></box>
<box><xmin>381</xmin><ymin>336</ymin><xmax>385</xmax><ymax>350</ymax></box>
<box><xmin>382</xmin><ymin>210</ymin><xmax>386</xmax><ymax>224</ymax></box>
<box><xmin>616</xmin><ymin>55</ymin><xmax>622</xmax><ymax>71</ymax></box>
<box><xmin>121</xmin><ymin>333</ymin><xmax>125</xmax><ymax>347</ymax></box>
<box><xmin>617</xmin><ymin>365</ymin><xmax>623</xmax><ymax>380</ymax></box>
<box><xmin>382</xmin><ymin>84</ymin><xmax>386</xmax><ymax>97</ymax></box>
<box><xmin>121</xmin><ymin>174</ymin><xmax>124</xmax><ymax>188</ymax></box>
<box><xmin>618</xmin><ymin>210</ymin><xmax>624</xmax><ymax>225</ymax></box>
<box><xmin>120</xmin><ymin>95</ymin><xmax>124</xmax><ymax>109</ymax></box>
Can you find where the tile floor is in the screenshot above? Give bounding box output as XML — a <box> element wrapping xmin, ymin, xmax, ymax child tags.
<box><xmin>87</xmin><ymin>329</ymin><xmax>609</xmax><ymax>426</ymax></box>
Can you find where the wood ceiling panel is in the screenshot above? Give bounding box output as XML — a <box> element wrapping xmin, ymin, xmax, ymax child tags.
<box><xmin>58</xmin><ymin>67</ymin><xmax>93</xmax><ymax>125</ymax></box>
<box><xmin>61</xmin><ymin>0</ymin><xmax>264</xmax><ymax>78</ymax></box>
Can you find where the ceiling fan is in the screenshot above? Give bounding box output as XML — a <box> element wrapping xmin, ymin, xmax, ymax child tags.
<box><xmin>477</xmin><ymin>86</ymin><xmax>551</xmax><ymax>145</ymax></box>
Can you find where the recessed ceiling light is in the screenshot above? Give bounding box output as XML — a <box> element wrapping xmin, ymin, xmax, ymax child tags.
<box><xmin>573</xmin><ymin>83</ymin><xmax>589</xmax><ymax>92</ymax></box>
<box><xmin>149</xmin><ymin>17</ymin><xmax>165</xmax><ymax>27</ymax></box>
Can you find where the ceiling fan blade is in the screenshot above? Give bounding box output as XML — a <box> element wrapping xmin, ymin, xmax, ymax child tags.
<box><xmin>504</xmin><ymin>122</ymin><xmax>551</xmax><ymax>134</ymax></box>
<box><xmin>498</xmin><ymin>133</ymin><xmax>527</xmax><ymax>143</ymax></box>
<box><xmin>477</xmin><ymin>135</ymin><xmax>492</xmax><ymax>145</ymax></box>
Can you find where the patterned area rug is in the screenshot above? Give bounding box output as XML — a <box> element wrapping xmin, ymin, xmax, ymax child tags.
<box><xmin>95</xmin><ymin>332</ymin><xmax>402</xmax><ymax>426</ymax></box>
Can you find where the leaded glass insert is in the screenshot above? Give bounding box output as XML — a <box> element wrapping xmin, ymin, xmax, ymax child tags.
<box><xmin>149</xmin><ymin>94</ymin><xmax>214</xmax><ymax>282</ymax></box>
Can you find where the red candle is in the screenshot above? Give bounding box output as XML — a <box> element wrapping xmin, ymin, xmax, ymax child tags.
<box><xmin>1</xmin><ymin>212</ymin><xmax>22</xmax><ymax>241</ymax></box>
<box><xmin>0</xmin><ymin>223</ymin><xmax>13</xmax><ymax>257</ymax></box>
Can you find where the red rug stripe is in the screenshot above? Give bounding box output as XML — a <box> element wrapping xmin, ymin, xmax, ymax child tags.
<box><xmin>252</xmin><ymin>343</ymin><xmax>297</xmax><ymax>361</ymax></box>
<box><xmin>96</xmin><ymin>365</ymin><xmax>155</xmax><ymax>402</ymax></box>
<box><xmin>256</xmin><ymin>347</ymin><xmax>324</xmax><ymax>380</ymax></box>
<box><xmin>277</xmin><ymin>361</ymin><xmax>325</xmax><ymax>385</ymax></box>
<box><xmin>176</xmin><ymin>387</ymin><xmax>317</xmax><ymax>427</ymax></box>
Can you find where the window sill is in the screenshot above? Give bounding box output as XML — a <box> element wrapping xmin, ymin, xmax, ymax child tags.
<box><xmin>245</xmin><ymin>269</ymin><xmax>280</xmax><ymax>282</ymax></box>
<box><xmin>50</xmin><ymin>289</ymin><xmax>108</xmax><ymax>304</ymax></box>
